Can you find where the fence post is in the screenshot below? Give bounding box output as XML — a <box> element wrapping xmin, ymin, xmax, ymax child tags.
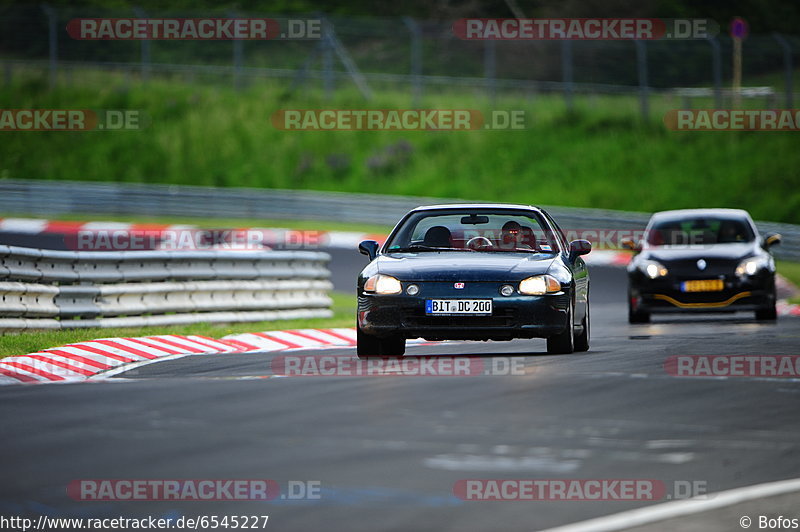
<box><xmin>634</xmin><ymin>39</ymin><xmax>649</xmax><ymax>120</ymax></box>
<box><xmin>132</xmin><ymin>7</ymin><xmax>151</xmax><ymax>81</ymax></box>
<box><xmin>773</xmin><ymin>33</ymin><xmax>794</xmax><ymax>109</ymax></box>
<box><xmin>230</xmin><ymin>10</ymin><xmax>243</xmax><ymax>91</ymax></box>
<box><xmin>41</xmin><ymin>4</ymin><xmax>58</xmax><ymax>89</ymax></box>
<box><xmin>707</xmin><ymin>36</ymin><xmax>723</xmax><ymax>109</ymax></box>
<box><xmin>322</xmin><ymin>19</ymin><xmax>334</xmax><ymax>100</ymax></box>
<box><xmin>561</xmin><ymin>40</ymin><xmax>574</xmax><ymax>111</ymax></box>
<box><xmin>484</xmin><ymin>39</ymin><xmax>496</xmax><ymax>104</ymax></box>
<box><xmin>403</xmin><ymin>16</ymin><xmax>423</xmax><ymax>107</ymax></box>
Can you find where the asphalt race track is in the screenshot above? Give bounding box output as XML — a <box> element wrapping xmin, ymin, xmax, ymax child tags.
<box><xmin>1</xmin><ymin>250</ymin><xmax>799</xmax><ymax>531</ymax></box>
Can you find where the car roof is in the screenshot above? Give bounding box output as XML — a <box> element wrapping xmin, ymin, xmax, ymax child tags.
<box><xmin>410</xmin><ymin>203</ymin><xmax>542</xmax><ymax>212</ymax></box>
<box><xmin>650</xmin><ymin>208</ymin><xmax>752</xmax><ymax>221</ymax></box>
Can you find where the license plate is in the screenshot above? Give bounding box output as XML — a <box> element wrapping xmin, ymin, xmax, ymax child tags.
<box><xmin>425</xmin><ymin>299</ymin><xmax>492</xmax><ymax>315</ymax></box>
<box><xmin>681</xmin><ymin>279</ymin><xmax>724</xmax><ymax>292</ymax></box>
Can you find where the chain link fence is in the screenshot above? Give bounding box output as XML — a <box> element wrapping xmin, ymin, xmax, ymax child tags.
<box><xmin>1</xmin><ymin>5</ymin><xmax>798</xmax><ymax>115</ymax></box>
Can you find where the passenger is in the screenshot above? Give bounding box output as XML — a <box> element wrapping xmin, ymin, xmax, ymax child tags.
<box><xmin>423</xmin><ymin>225</ymin><xmax>452</xmax><ymax>248</ymax></box>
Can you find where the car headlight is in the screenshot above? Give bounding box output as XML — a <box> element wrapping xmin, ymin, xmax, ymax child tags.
<box><xmin>736</xmin><ymin>256</ymin><xmax>771</xmax><ymax>276</ymax></box>
<box><xmin>519</xmin><ymin>275</ymin><xmax>561</xmax><ymax>295</ymax></box>
<box><xmin>639</xmin><ymin>260</ymin><xmax>668</xmax><ymax>279</ymax></box>
<box><xmin>363</xmin><ymin>274</ymin><xmax>402</xmax><ymax>295</ymax></box>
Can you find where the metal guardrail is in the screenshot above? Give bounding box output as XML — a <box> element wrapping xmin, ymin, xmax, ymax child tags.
<box><xmin>0</xmin><ymin>179</ymin><xmax>798</xmax><ymax>261</ymax></box>
<box><xmin>0</xmin><ymin>245</ymin><xmax>333</xmax><ymax>332</ymax></box>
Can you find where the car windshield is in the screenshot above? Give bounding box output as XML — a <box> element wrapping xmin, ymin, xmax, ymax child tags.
<box><xmin>646</xmin><ymin>216</ymin><xmax>755</xmax><ymax>246</ymax></box>
<box><xmin>385</xmin><ymin>209</ymin><xmax>559</xmax><ymax>253</ymax></box>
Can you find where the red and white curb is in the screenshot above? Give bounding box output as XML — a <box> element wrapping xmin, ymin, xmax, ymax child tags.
<box><xmin>0</xmin><ymin>329</ymin><xmax>433</xmax><ymax>385</ymax></box>
<box><xmin>0</xmin><ymin>217</ymin><xmax>634</xmax><ymax>261</ymax></box>
<box><xmin>0</xmin><ymin>217</ymin><xmax>386</xmax><ymax>251</ymax></box>
<box><xmin>223</xmin><ymin>328</ymin><xmax>360</xmax><ymax>351</ymax></box>
<box><xmin>778</xmin><ymin>300</ymin><xmax>800</xmax><ymax>317</ymax></box>
<box><xmin>0</xmin><ymin>335</ymin><xmax>244</xmax><ymax>385</ymax></box>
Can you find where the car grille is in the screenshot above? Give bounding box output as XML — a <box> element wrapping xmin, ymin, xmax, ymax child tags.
<box><xmin>404</xmin><ymin>308</ymin><xmax>518</xmax><ymax>328</ymax></box>
<box><xmin>661</xmin><ymin>258</ymin><xmax>739</xmax><ymax>278</ymax></box>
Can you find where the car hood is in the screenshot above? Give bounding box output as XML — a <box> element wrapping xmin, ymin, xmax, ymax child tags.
<box><xmin>643</xmin><ymin>242</ymin><xmax>756</xmax><ymax>262</ymax></box>
<box><xmin>376</xmin><ymin>252</ymin><xmax>556</xmax><ymax>281</ymax></box>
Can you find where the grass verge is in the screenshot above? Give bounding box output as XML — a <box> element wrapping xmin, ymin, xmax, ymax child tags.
<box><xmin>777</xmin><ymin>261</ymin><xmax>800</xmax><ymax>304</ymax></box>
<box><xmin>0</xmin><ymin>291</ymin><xmax>356</xmax><ymax>360</ymax></box>
<box><xmin>2</xmin><ymin>69</ymin><xmax>799</xmax><ymax>224</ymax></box>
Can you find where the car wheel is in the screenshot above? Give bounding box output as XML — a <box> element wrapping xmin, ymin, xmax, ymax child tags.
<box><xmin>379</xmin><ymin>335</ymin><xmax>406</xmax><ymax>357</ymax></box>
<box><xmin>356</xmin><ymin>326</ymin><xmax>381</xmax><ymax>358</ymax></box>
<box><xmin>574</xmin><ymin>300</ymin><xmax>590</xmax><ymax>352</ymax></box>
<box><xmin>357</xmin><ymin>327</ymin><xmax>406</xmax><ymax>358</ymax></box>
<box><xmin>628</xmin><ymin>291</ymin><xmax>650</xmax><ymax>323</ymax></box>
<box><xmin>755</xmin><ymin>305</ymin><xmax>777</xmax><ymax>321</ymax></box>
<box><xmin>547</xmin><ymin>301</ymin><xmax>574</xmax><ymax>354</ymax></box>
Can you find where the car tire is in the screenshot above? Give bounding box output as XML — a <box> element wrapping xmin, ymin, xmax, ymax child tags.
<box><xmin>755</xmin><ymin>305</ymin><xmax>777</xmax><ymax>321</ymax></box>
<box><xmin>547</xmin><ymin>302</ymin><xmax>574</xmax><ymax>354</ymax></box>
<box><xmin>574</xmin><ymin>301</ymin><xmax>590</xmax><ymax>352</ymax></box>
<box><xmin>379</xmin><ymin>335</ymin><xmax>406</xmax><ymax>357</ymax></box>
<box><xmin>628</xmin><ymin>293</ymin><xmax>650</xmax><ymax>323</ymax></box>
<box><xmin>356</xmin><ymin>326</ymin><xmax>381</xmax><ymax>358</ymax></box>
<box><xmin>357</xmin><ymin>327</ymin><xmax>406</xmax><ymax>358</ymax></box>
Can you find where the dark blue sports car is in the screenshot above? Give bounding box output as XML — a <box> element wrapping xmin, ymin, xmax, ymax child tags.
<box><xmin>356</xmin><ymin>204</ymin><xmax>592</xmax><ymax>357</ymax></box>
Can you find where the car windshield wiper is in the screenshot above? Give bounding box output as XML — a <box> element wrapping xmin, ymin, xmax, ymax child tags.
<box><xmin>389</xmin><ymin>245</ymin><xmax>468</xmax><ymax>252</ymax></box>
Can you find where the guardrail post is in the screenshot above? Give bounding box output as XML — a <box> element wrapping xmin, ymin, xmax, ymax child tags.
<box><xmin>403</xmin><ymin>16</ymin><xmax>423</xmax><ymax>107</ymax></box>
<box><xmin>132</xmin><ymin>7</ymin><xmax>151</xmax><ymax>81</ymax></box>
<box><xmin>41</xmin><ymin>4</ymin><xmax>58</xmax><ymax>89</ymax></box>
<box><xmin>773</xmin><ymin>33</ymin><xmax>794</xmax><ymax>109</ymax></box>
<box><xmin>561</xmin><ymin>40</ymin><xmax>574</xmax><ymax>111</ymax></box>
<box><xmin>707</xmin><ymin>36</ymin><xmax>723</xmax><ymax>109</ymax></box>
<box><xmin>634</xmin><ymin>39</ymin><xmax>649</xmax><ymax>120</ymax></box>
<box><xmin>484</xmin><ymin>39</ymin><xmax>496</xmax><ymax>104</ymax></box>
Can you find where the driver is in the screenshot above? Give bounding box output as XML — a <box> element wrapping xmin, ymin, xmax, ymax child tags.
<box><xmin>719</xmin><ymin>221</ymin><xmax>743</xmax><ymax>243</ymax></box>
<box><xmin>501</xmin><ymin>221</ymin><xmax>532</xmax><ymax>250</ymax></box>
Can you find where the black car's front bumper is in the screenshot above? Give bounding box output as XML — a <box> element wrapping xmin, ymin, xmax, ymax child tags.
<box><xmin>629</xmin><ymin>272</ymin><xmax>775</xmax><ymax>314</ymax></box>
<box><xmin>358</xmin><ymin>281</ymin><xmax>571</xmax><ymax>341</ymax></box>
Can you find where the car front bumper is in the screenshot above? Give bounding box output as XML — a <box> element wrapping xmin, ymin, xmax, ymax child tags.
<box><xmin>358</xmin><ymin>281</ymin><xmax>571</xmax><ymax>341</ymax></box>
<box><xmin>629</xmin><ymin>272</ymin><xmax>775</xmax><ymax>314</ymax></box>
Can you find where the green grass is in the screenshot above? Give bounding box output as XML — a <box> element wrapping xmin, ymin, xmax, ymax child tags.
<box><xmin>0</xmin><ymin>291</ymin><xmax>356</xmax><ymax>359</ymax></box>
<box><xmin>777</xmin><ymin>261</ymin><xmax>800</xmax><ymax>304</ymax></box>
<box><xmin>2</xmin><ymin>68</ymin><xmax>799</xmax><ymax>224</ymax></box>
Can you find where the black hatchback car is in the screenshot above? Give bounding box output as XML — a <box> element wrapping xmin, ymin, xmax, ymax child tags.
<box><xmin>625</xmin><ymin>208</ymin><xmax>781</xmax><ymax>323</ymax></box>
<box><xmin>356</xmin><ymin>204</ymin><xmax>591</xmax><ymax>357</ymax></box>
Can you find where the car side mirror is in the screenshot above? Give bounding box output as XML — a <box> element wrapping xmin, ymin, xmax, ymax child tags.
<box><xmin>359</xmin><ymin>240</ymin><xmax>380</xmax><ymax>260</ymax></box>
<box><xmin>568</xmin><ymin>239</ymin><xmax>592</xmax><ymax>261</ymax></box>
<box><xmin>763</xmin><ymin>232</ymin><xmax>782</xmax><ymax>249</ymax></box>
<box><xmin>621</xmin><ymin>239</ymin><xmax>642</xmax><ymax>252</ymax></box>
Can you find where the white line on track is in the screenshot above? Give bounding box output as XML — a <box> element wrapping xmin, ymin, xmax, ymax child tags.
<box><xmin>540</xmin><ymin>477</ymin><xmax>800</xmax><ymax>532</ymax></box>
